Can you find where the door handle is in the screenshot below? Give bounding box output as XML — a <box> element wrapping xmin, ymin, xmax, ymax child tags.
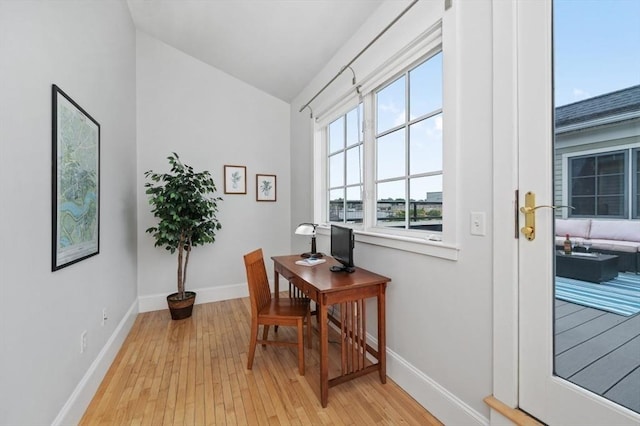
<box><xmin>519</xmin><ymin>191</ymin><xmax>574</xmax><ymax>241</ymax></box>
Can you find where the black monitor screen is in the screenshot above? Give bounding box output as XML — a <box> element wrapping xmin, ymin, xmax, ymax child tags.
<box><xmin>330</xmin><ymin>225</ymin><xmax>355</xmax><ymax>272</ymax></box>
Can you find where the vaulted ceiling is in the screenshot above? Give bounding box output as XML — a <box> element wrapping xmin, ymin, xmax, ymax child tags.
<box><xmin>126</xmin><ymin>0</ymin><xmax>385</xmax><ymax>102</ymax></box>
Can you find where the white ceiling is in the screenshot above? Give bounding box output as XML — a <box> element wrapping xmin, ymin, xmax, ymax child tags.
<box><xmin>126</xmin><ymin>0</ymin><xmax>385</xmax><ymax>103</ymax></box>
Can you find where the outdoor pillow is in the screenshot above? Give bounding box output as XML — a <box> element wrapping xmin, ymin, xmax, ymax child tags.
<box><xmin>589</xmin><ymin>220</ymin><xmax>640</xmax><ymax>242</ymax></box>
<box><xmin>555</xmin><ymin>218</ymin><xmax>591</xmax><ymax>239</ymax></box>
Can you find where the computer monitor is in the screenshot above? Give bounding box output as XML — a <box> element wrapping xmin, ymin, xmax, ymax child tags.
<box><xmin>330</xmin><ymin>225</ymin><xmax>355</xmax><ymax>273</ymax></box>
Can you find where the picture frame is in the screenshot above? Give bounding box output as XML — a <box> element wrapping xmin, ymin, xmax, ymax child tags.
<box><xmin>52</xmin><ymin>85</ymin><xmax>100</xmax><ymax>271</ymax></box>
<box><xmin>224</xmin><ymin>165</ymin><xmax>247</xmax><ymax>194</ymax></box>
<box><xmin>256</xmin><ymin>174</ymin><xmax>277</xmax><ymax>202</ymax></box>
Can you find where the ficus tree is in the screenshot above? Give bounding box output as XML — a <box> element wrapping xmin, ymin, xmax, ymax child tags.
<box><xmin>144</xmin><ymin>153</ymin><xmax>222</xmax><ymax>299</ymax></box>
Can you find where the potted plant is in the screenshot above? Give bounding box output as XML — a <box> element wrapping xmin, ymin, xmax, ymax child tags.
<box><xmin>144</xmin><ymin>153</ymin><xmax>222</xmax><ymax>320</ymax></box>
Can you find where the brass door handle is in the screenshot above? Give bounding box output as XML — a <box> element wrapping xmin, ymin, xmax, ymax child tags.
<box><xmin>519</xmin><ymin>191</ymin><xmax>574</xmax><ymax>241</ymax></box>
<box><xmin>520</xmin><ymin>204</ymin><xmax>574</xmax><ymax>214</ymax></box>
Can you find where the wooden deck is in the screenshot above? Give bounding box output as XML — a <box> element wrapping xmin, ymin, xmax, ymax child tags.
<box><xmin>555</xmin><ymin>299</ymin><xmax>640</xmax><ymax>413</ymax></box>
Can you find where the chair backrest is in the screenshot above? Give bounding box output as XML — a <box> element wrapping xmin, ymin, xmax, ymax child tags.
<box><xmin>244</xmin><ymin>249</ymin><xmax>272</xmax><ymax>316</ymax></box>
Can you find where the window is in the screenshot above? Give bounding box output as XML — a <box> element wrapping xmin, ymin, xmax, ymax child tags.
<box><xmin>568</xmin><ymin>149</ymin><xmax>640</xmax><ymax>219</ymax></box>
<box><xmin>323</xmin><ymin>50</ymin><xmax>444</xmax><ymax>238</ymax></box>
<box><xmin>327</xmin><ymin>105</ymin><xmax>363</xmax><ymax>223</ymax></box>
<box><xmin>375</xmin><ymin>53</ymin><xmax>443</xmax><ymax>231</ymax></box>
<box><xmin>635</xmin><ymin>149</ymin><xmax>640</xmax><ymax>218</ymax></box>
<box><xmin>313</xmin><ymin>22</ymin><xmax>455</xmax><ymax>259</ymax></box>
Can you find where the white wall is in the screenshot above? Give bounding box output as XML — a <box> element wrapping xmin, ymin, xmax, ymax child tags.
<box><xmin>136</xmin><ymin>31</ymin><xmax>291</xmax><ymax>310</ymax></box>
<box><xmin>0</xmin><ymin>1</ymin><xmax>138</xmax><ymax>425</ymax></box>
<box><xmin>290</xmin><ymin>1</ymin><xmax>494</xmax><ymax>424</ymax></box>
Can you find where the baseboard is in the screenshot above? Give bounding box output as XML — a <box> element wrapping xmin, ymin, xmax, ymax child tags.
<box><xmin>138</xmin><ymin>282</ymin><xmax>249</xmax><ymax>313</ymax></box>
<box><xmin>369</xmin><ymin>334</ymin><xmax>489</xmax><ymax>426</ymax></box>
<box><xmin>62</xmin><ymin>287</ymin><xmax>486</xmax><ymax>426</ymax></box>
<box><xmin>52</xmin><ymin>300</ymin><xmax>138</xmax><ymax>426</ymax></box>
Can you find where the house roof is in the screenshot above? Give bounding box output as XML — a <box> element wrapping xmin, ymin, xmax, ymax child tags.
<box><xmin>555</xmin><ymin>85</ymin><xmax>640</xmax><ymax>128</ymax></box>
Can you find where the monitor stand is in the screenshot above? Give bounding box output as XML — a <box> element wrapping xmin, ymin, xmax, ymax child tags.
<box><xmin>330</xmin><ymin>265</ymin><xmax>355</xmax><ymax>273</ymax></box>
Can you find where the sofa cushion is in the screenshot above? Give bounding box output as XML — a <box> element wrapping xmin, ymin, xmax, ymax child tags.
<box><xmin>555</xmin><ymin>218</ymin><xmax>591</xmax><ymax>239</ymax></box>
<box><xmin>589</xmin><ymin>220</ymin><xmax>640</xmax><ymax>243</ymax></box>
<box><xmin>588</xmin><ymin>239</ymin><xmax>640</xmax><ymax>253</ymax></box>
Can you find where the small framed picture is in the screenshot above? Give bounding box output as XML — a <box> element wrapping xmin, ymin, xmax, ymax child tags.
<box><xmin>224</xmin><ymin>165</ymin><xmax>246</xmax><ymax>194</ymax></box>
<box><xmin>256</xmin><ymin>174</ymin><xmax>277</xmax><ymax>202</ymax></box>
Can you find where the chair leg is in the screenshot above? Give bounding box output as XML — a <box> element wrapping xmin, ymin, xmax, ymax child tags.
<box><xmin>297</xmin><ymin>318</ymin><xmax>305</xmax><ymax>375</ymax></box>
<box><xmin>247</xmin><ymin>320</ymin><xmax>258</xmax><ymax>370</ymax></box>
<box><xmin>262</xmin><ymin>325</ymin><xmax>270</xmax><ymax>348</ymax></box>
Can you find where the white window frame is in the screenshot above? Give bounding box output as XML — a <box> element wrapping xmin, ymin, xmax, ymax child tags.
<box><xmin>311</xmin><ymin>20</ymin><xmax>459</xmax><ymax>261</ymax></box>
<box><xmin>561</xmin><ymin>142</ymin><xmax>640</xmax><ymax>220</ymax></box>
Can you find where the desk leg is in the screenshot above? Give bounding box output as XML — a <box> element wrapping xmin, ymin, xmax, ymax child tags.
<box><xmin>319</xmin><ymin>297</ymin><xmax>329</xmax><ymax>407</ymax></box>
<box><xmin>273</xmin><ymin>271</ymin><xmax>280</xmax><ymax>333</ymax></box>
<box><xmin>378</xmin><ymin>284</ymin><xmax>387</xmax><ymax>384</ymax></box>
<box><xmin>273</xmin><ymin>270</ymin><xmax>280</xmax><ymax>299</ymax></box>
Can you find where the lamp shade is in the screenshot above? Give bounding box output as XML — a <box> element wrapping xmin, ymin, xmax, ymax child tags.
<box><xmin>295</xmin><ymin>223</ymin><xmax>316</xmax><ymax>236</ymax></box>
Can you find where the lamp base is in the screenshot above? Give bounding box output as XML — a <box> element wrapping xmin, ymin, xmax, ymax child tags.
<box><xmin>300</xmin><ymin>252</ymin><xmax>324</xmax><ymax>259</ymax></box>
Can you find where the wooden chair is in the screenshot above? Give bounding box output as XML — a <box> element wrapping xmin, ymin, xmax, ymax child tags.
<box><xmin>244</xmin><ymin>248</ymin><xmax>312</xmax><ymax>375</ymax></box>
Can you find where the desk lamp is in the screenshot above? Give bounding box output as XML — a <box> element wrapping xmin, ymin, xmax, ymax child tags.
<box><xmin>295</xmin><ymin>223</ymin><xmax>323</xmax><ymax>259</ymax></box>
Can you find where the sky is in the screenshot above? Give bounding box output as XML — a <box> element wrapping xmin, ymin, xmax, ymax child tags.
<box><xmin>554</xmin><ymin>0</ymin><xmax>640</xmax><ymax>106</ymax></box>
<box><xmin>365</xmin><ymin>0</ymin><xmax>640</xmax><ymax>201</ymax></box>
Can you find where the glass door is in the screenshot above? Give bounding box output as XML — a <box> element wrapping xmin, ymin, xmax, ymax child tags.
<box><xmin>518</xmin><ymin>0</ymin><xmax>640</xmax><ymax>424</ymax></box>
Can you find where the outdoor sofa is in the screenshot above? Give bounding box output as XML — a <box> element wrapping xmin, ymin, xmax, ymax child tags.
<box><xmin>555</xmin><ymin>218</ymin><xmax>640</xmax><ymax>273</ymax></box>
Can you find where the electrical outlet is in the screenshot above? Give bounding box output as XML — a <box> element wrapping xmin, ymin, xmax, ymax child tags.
<box><xmin>102</xmin><ymin>308</ymin><xmax>108</xmax><ymax>326</ymax></box>
<box><xmin>80</xmin><ymin>331</ymin><xmax>87</xmax><ymax>354</ymax></box>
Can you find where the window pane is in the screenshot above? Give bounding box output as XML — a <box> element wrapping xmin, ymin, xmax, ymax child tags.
<box><xmin>572</xmin><ymin>196</ymin><xmax>595</xmax><ymax>215</ymax></box>
<box><xmin>409</xmin><ymin>175</ymin><xmax>443</xmax><ymax>231</ymax></box>
<box><xmin>597</xmin><ymin>153</ymin><xmax>624</xmax><ymax>174</ymax></box>
<box><xmin>597</xmin><ymin>196</ymin><xmax>623</xmax><ymax>216</ymax></box>
<box><xmin>346</xmin><ymin>186</ymin><xmax>363</xmax><ymax>223</ymax></box>
<box><xmin>346</xmin><ymin>145</ymin><xmax>363</xmax><ymax>185</ymax></box>
<box><xmin>377</xmin><ymin>76</ymin><xmax>406</xmax><ymax>134</ymax></box>
<box><xmin>410</xmin><ymin>52</ymin><xmax>443</xmax><ymax>119</ymax></box>
<box><xmin>571</xmin><ymin>177</ymin><xmax>595</xmax><ymax>196</ymax></box>
<box><xmin>377</xmin><ymin>180</ymin><xmax>405</xmax><ymax>227</ymax></box>
<box><xmin>329</xmin><ymin>153</ymin><xmax>344</xmax><ymax>188</ymax></box>
<box><xmin>329</xmin><ymin>116</ymin><xmax>344</xmax><ymax>154</ymax></box>
<box><xmin>329</xmin><ymin>188</ymin><xmax>344</xmax><ymax>222</ymax></box>
<box><xmin>346</xmin><ymin>108</ymin><xmax>359</xmax><ymax>147</ymax></box>
<box><xmin>598</xmin><ymin>174</ymin><xmax>623</xmax><ymax>195</ymax></box>
<box><xmin>377</xmin><ymin>129</ymin><xmax>405</xmax><ymax>180</ymax></box>
<box><xmin>571</xmin><ymin>157</ymin><xmax>595</xmax><ymax>177</ymax></box>
<box><xmin>409</xmin><ymin>114</ymin><xmax>443</xmax><ymax>175</ymax></box>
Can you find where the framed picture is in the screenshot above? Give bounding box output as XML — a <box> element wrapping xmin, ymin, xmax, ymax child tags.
<box><xmin>52</xmin><ymin>85</ymin><xmax>100</xmax><ymax>271</ymax></box>
<box><xmin>256</xmin><ymin>174</ymin><xmax>277</xmax><ymax>202</ymax></box>
<box><xmin>224</xmin><ymin>165</ymin><xmax>247</xmax><ymax>194</ymax></box>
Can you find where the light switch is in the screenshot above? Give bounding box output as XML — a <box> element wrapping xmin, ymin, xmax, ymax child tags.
<box><xmin>470</xmin><ymin>211</ymin><xmax>486</xmax><ymax>236</ymax></box>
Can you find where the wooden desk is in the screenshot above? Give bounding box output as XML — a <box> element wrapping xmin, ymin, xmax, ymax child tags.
<box><xmin>271</xmin><ymin>255</ymin><xmax>391</xmax><ymax>407</ymax></box>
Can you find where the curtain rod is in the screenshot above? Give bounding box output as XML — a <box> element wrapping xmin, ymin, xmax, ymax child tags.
<box><xmin>298</xmin><ymin>0</ymin><xmax>420</xmax><ymax>115</ymax></box>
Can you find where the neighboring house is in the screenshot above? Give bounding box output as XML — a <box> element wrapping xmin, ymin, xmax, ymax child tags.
<box><xmin>554</xmin><ymin>85</ymin><xmax>640</xmax><ymax>219</ymax></box>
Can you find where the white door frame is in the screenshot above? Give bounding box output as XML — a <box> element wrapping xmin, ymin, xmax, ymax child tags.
<box><xmin>491</xmin><ymin>1</ymin><xmax>640</xmax><ymax>424</ymax></box>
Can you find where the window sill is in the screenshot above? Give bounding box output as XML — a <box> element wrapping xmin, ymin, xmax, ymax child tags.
<box><xmin>317</xmin><ymin>226</ymin><xmax>459</xmax><ymax>261</ymax></box>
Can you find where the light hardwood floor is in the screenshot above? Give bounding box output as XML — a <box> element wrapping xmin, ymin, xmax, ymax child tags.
<box><xmin>81</xmin><ymin>295</ymin><xmax>442</xmax><ymax>425</ymax></box>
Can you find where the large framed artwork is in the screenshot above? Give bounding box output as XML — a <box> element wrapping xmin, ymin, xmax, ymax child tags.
<box><xmin>52</xmin><ymin>85</ymin><xmax>100</xmax><ymax>271</ymax></box>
